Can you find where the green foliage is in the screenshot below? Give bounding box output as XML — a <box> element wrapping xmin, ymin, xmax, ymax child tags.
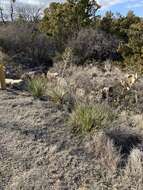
<box><xmin>117</xmin><ymin>21</ymin><xmax>143</xmax><ymax>72</ymax></box>
<box><xmin>99</xmin><ymin>11</ymin><xmax>140</xmax><ymax>40</ymax></box>
<box><xmin>27</xmin><ymin>77</ymin><xmax>47</xmax><ymax>98</ymax></box>
<box><xmin>40</xmin><ymin>0</ymin><xmax>100</xmax><ymax>48</ymax></box>
<box><xmin>114</xmin><ymin>11</ymin><xmax>140</xmax><ymax>40</ymax></box>
<box><xmin>1</xmin><ymin>0</ymin><xmax>143</xmax><ymax>72</ymax></box>
<box><xmin>128</xmin><ymin>22</ymin><xmax>143</xmax><ymax>55</ymax></box>
<box><xmin>99</xmin><ymin>11</ymin><xmax>114</xmax><ymax>34</ymax></box>
<box><xmin>97</xmin><ymin>10</ymin><xmax>143</xmax><ymax>71</ymax></box>
<box><xmin>68</xmin><ymin>103</ymin><xmax>115</xmax><ymax>134</ymax></box>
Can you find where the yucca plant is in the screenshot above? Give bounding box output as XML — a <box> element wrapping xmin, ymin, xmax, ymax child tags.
<box><xmin>69</xmin><ymin>103</ymin><xmax>115</xmax><ymax>134</ymax></box>
<box><xmin>27</xmin><ymin>77</ymin><xmax>47</xmax><ymax>98</ymax></box>
<box><xmin>46</xmin><ymin>85</ymin><xmax>67</xmax><ymax>104</ymax></box>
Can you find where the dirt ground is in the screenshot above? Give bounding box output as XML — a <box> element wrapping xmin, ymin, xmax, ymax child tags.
<box><xmin>0</xmin><ymin>89</ymin><xmax>101</xmax><ymax>190</ymax></box>
<box><xmin>1</xmin><ymin>64</ymin><xmax>143</xmax><ymax>190</ymax></box>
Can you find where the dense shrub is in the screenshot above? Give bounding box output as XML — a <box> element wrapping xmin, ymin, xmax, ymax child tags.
<box><xmin>99</xmin><ymin>11</ymin><xmax>140</xmax><ymax>40</ymax></box>
<box><xmin>0</xmin><ymin>23</ymin><xmax>55</xmax><ymax>69</ymax></box>
<box><xmin>40</xmin><ymin>1</ymin><xmax>100</xmax><ymax>51</ymax></box>
<box><xmin>117</xmin><ymin>21</ymin><xmax>143</xmax><ymax>72</ymax></box>
<box><xmin>68</xmin><ymin>28</ymin><xmax>120</xmax><ymax>65</ymax></box>
<box><xmin>0</xmin><ymin>49</ymin><xmax>10</xmax><ymax>65</ymax></box>
<box><xmin>127</xmin><ymin>22</ymin><xmax>143</xmax><ymax>56</ymax></box>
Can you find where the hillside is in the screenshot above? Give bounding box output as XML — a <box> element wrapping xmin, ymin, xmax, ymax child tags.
<box><xmin>0</xmin><ymin>0</ymin><xmax>143</xmax><ymax>189</ymax></box>
<box><xmin>1</xmin><ymin>64</ymin><xmax>143</xmax><ymax>190</ymax></box>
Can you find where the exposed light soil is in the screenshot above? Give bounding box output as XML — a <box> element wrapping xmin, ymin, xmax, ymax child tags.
<box><xmin>0</xmin><ymin>90</ymin><xmax>99</xmax><ymax>190</ymax></box>
<box><xmin>1</xmin><ymin>65</ymin><xmax>143</xmax><ymax>190</ymax></box>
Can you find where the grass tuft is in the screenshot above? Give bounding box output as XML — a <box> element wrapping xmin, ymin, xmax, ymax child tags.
<box><xmin>68</xmin><ymin>103</ymin><xmax>115</xmax><ymax>134</ymax></box>
<box><xmin>27</xmin><ymin>77</ymin><xmax>47</xmax><ymax>98</ymax></box>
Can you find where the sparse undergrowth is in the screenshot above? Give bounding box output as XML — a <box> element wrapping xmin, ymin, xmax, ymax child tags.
<box><xmin>68</xmin><ymin>103</ymin><xmax>115</xmax><ymax>134</ymax></box>
<box><xmin>89</xmin><ymin>148</ymin><xmax>143</xmax><ymax>190</ymax></box>
<box><xmin>85</xmin><ymin>132</ymin><xmax>143</xmax><ymax>189</ymax></box>
<box><xmin>1</xmin><ymin>77</ymin><xmax>143</xmax><ymax>189</ymax></box>
<box><xmin>27</xmin><ymin>77</ymin><xmax>69</xmax><ymax>105</ymax></box>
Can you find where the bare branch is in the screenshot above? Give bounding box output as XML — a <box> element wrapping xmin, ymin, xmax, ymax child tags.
<box><xmin>0</xmin><ymin>7</ymin><xmax>6</xmax><ymax>24</ymax></box>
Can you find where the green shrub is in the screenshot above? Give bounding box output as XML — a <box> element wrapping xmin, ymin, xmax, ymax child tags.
<box><xmin>117</xmin><ymin>21</ymin><xmax>143</xmax><ymax>72</ymax></box>
<box><xmin>68</xmin><ymin>103</ymin><xmax>115</xmax><ymax>134</ymax></box>
<box><xmin>27</xmin><ymin>77</ymin><xmax>47</xmax><ymax>98</ymax></box>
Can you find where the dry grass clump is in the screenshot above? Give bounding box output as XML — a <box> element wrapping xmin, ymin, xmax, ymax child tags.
<box><xmin>85</xmin><ymin>133</ymin><xmax>143</xmax><ymax>189</ymax></box>
<box><xmin>85</xmin><ymin>133</ymin><xmax>120</xmax><ymax>173</ymax></box>
<box><xmin>68</xmin><ymin>103</ymin><xmax>115</xmax><ymax>134</ymax></box>
<box><xmin>119</xmin><ymin>148</ymin><xmax>143</xmax><ymax>189</ymax></box>
<box><xmin>109</xmin><ymin>148</ymin><xmax>143</xmax><ymax>190</ymax></box>
<box><xmin>84</xmin><ymin>133</ymin><xmax>121</xmax><ymax>189</ymax></box>
<box><xmin>90</xmin><ymin>149</ymin><xmax>143</xmax><ymax>189</ymax></box>
<box><xmin>105</xmin><ymin>127</ymin><xmax>143</xmax><ymax>156</ymax></box>
<box><xmin>132</xmin><ymin>114</ymin><xmax>143</xmax><ymax>129</ymax></box>
<box><xmin>27</xmin><ymin>77</ymin><xmax>47</xmax><ymax>98</ymax></box>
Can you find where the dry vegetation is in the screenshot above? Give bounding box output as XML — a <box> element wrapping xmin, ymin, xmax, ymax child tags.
<box><xmin>1</xmin><ymin>0</ymin><xmax>143</xmax><ymax>189</ymax></box>
<box><xmin>1</xmin><ymin>62</ymin><xmax>143</xmax><ymax>189</ymax></box>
